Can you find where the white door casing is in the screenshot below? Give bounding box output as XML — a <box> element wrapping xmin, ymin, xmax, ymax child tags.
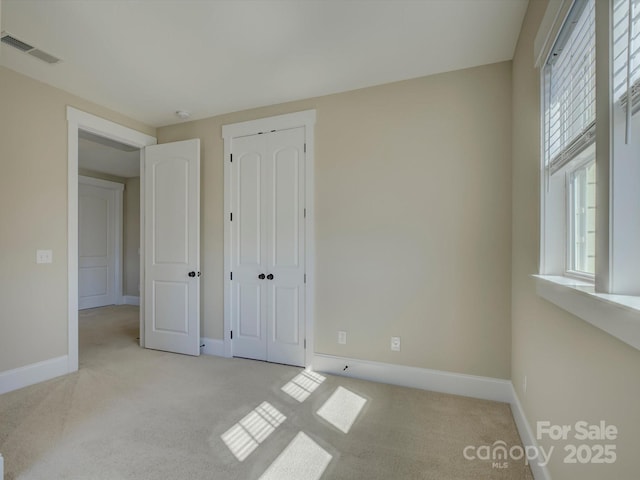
<box><xmin>144</xmin><ymin>139</ymin><xmax>201</xmax><ymax>356</ymax></box>
<box><xmin>78</xmin><ymin>176</ymin><xmax>123</xmax><ymax>309</ymax></box>
<box><xmin>224</xmin><ymin>110</ymin><xmax>316</xmax><ymax>367</ymax></box>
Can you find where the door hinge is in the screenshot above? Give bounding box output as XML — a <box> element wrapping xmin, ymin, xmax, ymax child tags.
<box><xmin>304</xmin><ymin>339</ymin><xmax>307</xmax><ymax>349</ymax></box>
<box><xmin>230</xmin><ymin>272</ymin><xmax>233</xmax><ymax>280</ymax></box>
<box><xmin>231</xmin><ymin>330</ymin><xmax>233</xmax><ymax>340</ymax></box>
<box><xmin>304</xmin><ymin>143</ymin><xmax>307</xmax><ymax>153</ymax></box>
<box><xmin>304</xmin><ymin>274</ymin><xmax>306</xmax><ymax>284</ymax></box>
<box><xmin>230</xmin><ymin>212</ymin><xmax>233</xmax><ymax>221</ymax></box>
<box><xmin>230</xmin><ymin>153</ymin><xmax>233</xmax><ymax>163</ymax></box>
<box><xmin>304</xmin><ymin>208</ymin><xmax>306</xmax><ymax>218</ymax></box>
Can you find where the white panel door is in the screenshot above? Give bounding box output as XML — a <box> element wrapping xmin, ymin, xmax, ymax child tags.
<box><xmin>144</xmin><ymin>139</ymin><xmax>200</xmax><ymax>356</ymax></box>
<box><xmin>78</xmin><ymin>183</ymin><xmax>117</xmax><ymax>309</ymax></box>
<box><xmin>231</xmin><ymin>128</ymin><xmax>306</xmax><ymax>366</ymax></box>
<box><xmin>231</xmin><ymin>133</ymin><xmax>268</xmax><ymax>361</ymax></box>
<box><xmin>265</xmin><ymin>128</ymin><xmax>306</xmax><ymax>366</ymax></box>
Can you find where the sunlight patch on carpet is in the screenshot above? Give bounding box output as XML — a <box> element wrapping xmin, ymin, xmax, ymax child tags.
<box><xmin>221</xmin><ymin>401</ymin><xmax>286</xmax><ymax>461</ymax></box>
<box><xmin>258</xmin><ymin>432</ymin><xmax>332</xmax><ymax>480</ymax></box>
<box><xmin>316</xmin><ymin>386</ymin><xmax>366</xmax><ymax>434</ymax></box>
<box><xmin>281</xmin><ymin>370</ymin><xmax>326</xmax><ymax>402</ymax></box>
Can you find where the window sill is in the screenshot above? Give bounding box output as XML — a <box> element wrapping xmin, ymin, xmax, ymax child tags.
<box><xmin>533</xmin><ymin>275</ymin><xmax>640</xmax><ymax>351</ymax></box>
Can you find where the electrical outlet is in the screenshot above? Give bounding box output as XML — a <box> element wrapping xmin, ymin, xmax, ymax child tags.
<box><xmin>338</xmin><ymin>331</ymin><xmax>347</xmax><ymax>345</ymax></box>
<box><xmin>523</xmin><ymin>375</ymin><xmax>527</xmax><ymax>394</ymax></box>
<box><xmin>390</xmin><ymin>336</ymin><xmax>401</xmax><ymax>351</ymax></box>
<box><xmin>36</xmin><ymin>249</ymin><xmax>53</xmax><ymax>264</ymax></box>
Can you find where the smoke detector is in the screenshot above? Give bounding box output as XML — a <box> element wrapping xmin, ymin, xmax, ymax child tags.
<box><xmin>175</xmin><ymin>110</ymin><xmax>191</xmax><ymax>120</ymax></box>
<box><xmin>1</xmin><ymin>31</ymin><xmax>62</xmax><ymax>64</ymax></box>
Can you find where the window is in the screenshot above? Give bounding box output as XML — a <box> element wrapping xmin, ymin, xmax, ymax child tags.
<box><xmin>567</xmin><ymin>158</ymin><xmax>595</xmax><ymax>276</ymax></box>
<box><xmin>607</xmin><ymin>0</ymin><xmax>640</xmax><ymax>295</ymax></box>
<box><xmin>535</xmin><ymin>0</ymin><xmax>640</xmax><ymax>354</ymax></box>
<box><xmin>541</xmin><ymin>0</ymin><xmax>596</xmax><ymax>280</ymax></box>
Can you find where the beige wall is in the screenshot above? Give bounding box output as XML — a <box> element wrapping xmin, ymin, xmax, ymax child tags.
<box><xmin>512</xmin><ymin>1</ymin><xmax>640</xmax><ymax>478</ymax></box>
<box><xmin>0</xmin><ymin>66</ymin><xmax>154</xmax><ymax>372</ymax></box>
<box><xmin>158</xmin><ymin>61</ymin><xmax>513</xmax><ymax>379</ymax></box>
<box><xmin>123</xmin><ymin>177</ymin><xmax>140</xmax><ymax>297</ymax></box>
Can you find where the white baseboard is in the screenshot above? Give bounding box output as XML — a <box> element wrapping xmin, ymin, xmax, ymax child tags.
<box><xmin>312</xmin><ymin>353</ymin><xmax>513</xmax><ymax>403</ymax></box>
<box><xmin>0</xmin><ymin>355</ymin><xmax>69</xmax><ymax>396</ymax></box>
<box><xmin>510</xmin><ymin>386</ymin><xmax>551</xmax><ymax>480</ymax></box>
<box><xmin>200</xmin><ymin>337</ymin><xmax>226</xmax><ymax>357</ymax></box>
<box><xmin>122</xmin><ymin>295</ymin><xmax>140</xmax><ymax>306</ymax></box>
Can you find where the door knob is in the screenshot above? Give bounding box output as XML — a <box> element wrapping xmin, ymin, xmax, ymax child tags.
<box><xmin>258</xmin><ymin>273</ymin><xmax>266</xmax><ymax>279</ymax></box>
<box><xmin>267</xmin><ymin>274</ymin><xmax>274</xmax><ymax>280</ymax></box>
<box><xmin>188</xmin><ymin>271</ymin><xmax>196</xmax><ymax>277</ymax></box>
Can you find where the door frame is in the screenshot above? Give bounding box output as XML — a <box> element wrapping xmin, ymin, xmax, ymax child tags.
<box><xmin>222</xmin><ymin>109</ymin><xmax>316</xmax><ymax>367</ymax></box>
<box><xmin>78</xmin><ymin>175</ymin><xmax>124</xmax><ymax>309</ymax></box>
<box><xmin>67</xmin><ymin>107</ymin><xmax>156</xmax><ymax>373</ymax></box>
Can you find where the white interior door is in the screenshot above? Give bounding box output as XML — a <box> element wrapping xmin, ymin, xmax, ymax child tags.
<box><xmin>144</xmin><ymin>139</ymin><xmax>201</xmax><ymax>356</ymax></box>
<box><xmin>231</xmin><ymin>133</ymin><xmax>268</xmax><ymax>361</ymax></box>
<box><xmin>231</xmin><ymin>127</ymin><xmax>306</xmax><ymax>366</ymax></box>
<box><xmin>78</xmin><ymin>180</ymin><xmax>121</xmax><ymax>310</ymax></box>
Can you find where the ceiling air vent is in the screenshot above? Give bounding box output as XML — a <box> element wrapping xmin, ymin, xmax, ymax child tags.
<box><xmin>1</xmin><ymin>33</ymin><xmax>34</xmax><ymax>52</ymax></box>
<box><xmin>1</xmin><ymin>31</ymin><xmax>61</xmax><ymax>64</ymax></box>
<box><xmin>28</xmin><ymin>49</ymin><xmax>61</xmax><ymax>64</ymax></box>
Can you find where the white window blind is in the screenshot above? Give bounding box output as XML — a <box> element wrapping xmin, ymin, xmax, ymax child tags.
<box><xmin>543</xmin><ymin>0</ymin><xmax>595</xmax><ymax>174</ymax></box>
<box><xmin>613</xmin><ymin>0</ymin><xmax>640</xmax><ymax>113</ymax></box>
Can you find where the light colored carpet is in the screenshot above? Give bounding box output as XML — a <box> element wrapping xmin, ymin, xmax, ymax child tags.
<box><xmin>0</xmin><ymin>305</ymin><xmax>533</xmax><ymax>479</ymax></box>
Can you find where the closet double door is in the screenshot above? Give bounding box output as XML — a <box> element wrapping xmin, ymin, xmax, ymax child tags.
<box><xmin>231</xmin><ymin>127</ymin><xmax>306</xmax><ymax>367</ymax></box>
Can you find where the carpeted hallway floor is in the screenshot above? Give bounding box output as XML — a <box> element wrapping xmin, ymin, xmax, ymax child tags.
<box><xmin>0</xmin><ymin>305</ymin><xmax>533</xmax><ymax>479</ymax></box>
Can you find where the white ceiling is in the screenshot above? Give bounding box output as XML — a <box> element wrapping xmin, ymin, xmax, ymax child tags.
<box><xmin>1</xmin><ymin>0</ymin><xmax>528</xmax><ymax>128</ymax></box>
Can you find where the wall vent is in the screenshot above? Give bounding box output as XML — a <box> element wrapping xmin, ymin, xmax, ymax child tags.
<box><xmin>1</xmin><ymin>31</ymin><xmax>61</xmax><ymax>64</ymax></box>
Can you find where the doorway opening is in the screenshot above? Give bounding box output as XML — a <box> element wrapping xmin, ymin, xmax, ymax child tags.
<box><xmin>78</xmin><ymin>130</ymin><xmax>140</xmax><ymax>310</ymax></box>
<box><xmin>67</xmin><ymin>107</ymin><xmax>157</xmax><ymax>373</ymax></box>
<box><xmin>77</xmin><ymin>130</ymin><xmax>141</xmax><ymax>361</ymax></box>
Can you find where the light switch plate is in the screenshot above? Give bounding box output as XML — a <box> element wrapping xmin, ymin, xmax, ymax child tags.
<box><xmin>391</xmin><ymin>336</ymin><xmax>401</xmax><ymax>351</ymax></box>
<box><xmin>338</xmin><ymin>331</ymin><xmax>347</xmax><ymax>345</ymax></box>
<box><xmin>36</xmin><ymin>249</ymin><xmax>53</xmax><ymax>264</ymax></box>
